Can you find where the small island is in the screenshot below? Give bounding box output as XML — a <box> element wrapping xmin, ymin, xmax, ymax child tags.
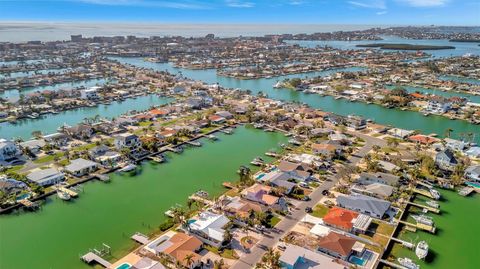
<box><xmin>357</xmin><ymin>43</ymin><xmax>456</xmax><ymax>50</ymax></box>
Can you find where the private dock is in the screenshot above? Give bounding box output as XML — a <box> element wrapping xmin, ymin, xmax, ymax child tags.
<box><xmin>18</xmin><ymin>199</ymin><xmax>39</xmax><ymax>210</ymax></box>
<box><xmin>188</xmin><ymin>194</ymin><xmax>214</xmax><ymax>206</ymax></box>
<box><xmin>406</xmin><ymin>201</ymin><xmax>440</xmax><ymax>214</ymax></box>
<box><xmin>412</xmin><ymin>188</ymin><xmax>434</xmax><ymax>199</ymax></box>
<box><xmin>80</xmin><ymin>243</ymin><xmax>112</xmax><ymax>268</ymax></box>
<box><xmin>222</xmin><ymin>182</ymin><xmax>236</xmax><ymax>189</ymax></box>
<box><xmin>131</xmin><ymin>232</ymin><xmax>149</xmax><ymax>245</ymax></box>
<box><xmin>379</xmin><ymin>259</ymin><xmax>408</xmax><ymax>269</ymax></box>
<box><xmin>390</xmin><ymin>237</ymin><xmax>414</xmax><ymax>249</ymax></box>
<box><xmin>58</xmin><ymin>187</ymin><xmax>78</xmax><ymax>198</ymax></box>
<box><xmin>459</xmin><ymin>187</ymin><xmax>474</xmax><ymax>196</ymax></box>
<box><xmin>398</xmin><ymin>220</ymin><xmax>436</xmax><ymax>234</ymax></box>
<box><xmin>186</xmin><ymin>141</ymin><xmax>202</xmax><ymax>147</ymax></box>
<box><xmin>94</xmin><ymin>174</ymin><xmax>110</xmax><ymax>182</ymax></box>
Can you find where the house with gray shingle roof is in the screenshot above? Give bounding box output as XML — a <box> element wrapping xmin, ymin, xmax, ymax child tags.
<box><xmin>336</xmin><ymin>194</ymin><xmax>391</xmax><ymax>219</ymax></box>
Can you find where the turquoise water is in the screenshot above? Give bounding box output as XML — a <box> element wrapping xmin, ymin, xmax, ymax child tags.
<box><xmin>1</xmin><ymin>78</ymin><xmax>113</xmax><ymax>100</ymax></box>
<box><xmin>287</xmin><ymin>36</ymin><xmax>480</xmax><ymax>58</ymax></box>
<box><xmin>116</xmin><ymin>263</ymin><xmax>131</xmax><ymax>269</ymax></box>
<box><xmin>439</xmin><ymin>75</ymin><xmax>480</xmax><ymax>86</ymax></box>
<box><xmin>112</xmin><ymin>57</ymin><xmax>480</xmax><ymax>143</ymax></box>
<box><xmin>0</xmin><ymin>68</ymin><xmax>72</xmax><ymax>79</ymax></box>
<box><xmin>0</xmin><ymin>95</ymin><xmax>173</xmax><ymax>139</ymax></box>
<box><xmin>386</xmin><ymin>85</ymin><xmax>480</xmax><ymax>103</ymax></box>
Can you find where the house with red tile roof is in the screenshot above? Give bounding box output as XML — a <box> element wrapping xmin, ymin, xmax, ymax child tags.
<box><xmin>323</xmin><ymin>207</ymin><xmax>358</xmax><ymax>232</ymax></box>
<box><xmin>317</xmin><ymin>232</ymin><xmax>361</xmax><ymax>260</ymax></box>
<box><xmin>408</xmin><ymin>134</ymin><xmax>440</xmax><ymax>145</ymax></box>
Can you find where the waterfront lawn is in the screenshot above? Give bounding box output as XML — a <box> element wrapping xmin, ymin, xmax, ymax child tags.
<box><xmin>359</xmin><ymin>220</ymin><xmax>394</xmax><ymax>249</ymax></box>
<box><xmin>205</xmin><ymin>245</ymin><xmax>238</xmax><ymax>260</ymax></box>
<box><xmin>3</xmin><ymin>165</ymin><xmax>22</xmax><ymax>174</ymax></box>
<box><xmin>33</xmin><ymin>152</ymin><xmax>65</xmax><ymax>164</ymax></box>
<box><xmin>311</xmin><ymin>204</ymin><xmax>329</xmax><ymax>218</ymax></box>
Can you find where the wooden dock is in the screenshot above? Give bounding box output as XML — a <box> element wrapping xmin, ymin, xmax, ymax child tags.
<box><xmin>81</xmin><ymin>252</ymin><xmax>111</xmax><ymax>268</ymax></box>
<box><xmin>379</xmin><ymin>259</ymin><xmax>408</xmax><ymax>269</ymax></box>
<box><xmin>131</xmin><ymin>232</ymin><xmax>149</xmax><ymax>245</ymax></box>
<box><xmin>390</xmin><ymin>237</ymin><xmax>414</xmax><ymax>249</ymax></box>
<box><xmin>188</xmin><ymin>194</ymin><xmax>214</xmax><ymax>206</ymax></box>
<box><xmin>58</xmin><ymin>187</ymin><xmax>78</xmax><ymax>198</ymax></box>
<box><xmin>459</xmin><ymin>187</ymin><xmax>475</xmax><ymax>196</ymax></box>
<box><xmin>398</xmin><ymin>220</ymin><xmax>436</xmax><ymax>234</ymax></box>
<box><xmin>412</xmin><ymin>188</ymin><xmax>434</xmax><ymax>199</ymax></box>
<box><xmin>406</xmin><ymin>201</ymin><xmax>440</xmax><ymax>214</ymax></box>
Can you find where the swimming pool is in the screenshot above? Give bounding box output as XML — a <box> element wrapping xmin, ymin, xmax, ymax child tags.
<box><xmin>116</xmin><ymin>263</ymin><xmax>131</xmax><ymax>269</ymax></box>
<box><xmin>187</xmin><ymin>219</ymin><xmax>197</xmax><ymax>225</ymax></box>
<box><xmin>349</xmin><ymin>255</ymin><xmax>367</xmax><ymax>266</ymax></box>
<box><xmin>466</xmin><ymin>181</ymin><xmax>480</xmax><ymax>188</ymax></box>
<box><xmin>256</xmin><ymin>173</ymin><xmax>266</xmax><ymax>180</ymax></box>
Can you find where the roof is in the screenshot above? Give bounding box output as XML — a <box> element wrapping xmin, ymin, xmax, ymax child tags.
<box><xmin>312</xmin><ymin>143</ymin><xmax>337</xmax><ymax>152</ymax></box>
<box><xmin>337</xmin><ymin>194</ymin><xmax>391</xmax><ymax>217</ymax></box>
<box><xmin>317</xmin><ymin>232</ymin><xmax>356</xmax><ymax>257</ymax></box>
<box><xmin>279</xmin><ymin>244</ymin><xmax>345</xmax><ymax>269</ymax></box>
<box><xmin>323</xmin><ymin>207</ymin><xmax>359</xmax><ymax>231</ymax></box>
<box><xmin>189</xmin><ymin>212</ymin><xmax>229</xmax><ymax>242</ymax></box>
<box><xmin>64</xmin><ymin>158</ymin><xmax>97</xmax><ymax>172</ymax></box>
<box><xmin>27</xmin><ymin>168</ymin><xmax>63</xmax><ymax>183</ymax></box>
<box><xmin>163</xmin><ymin>233</ymin><xmax>202</xmax><ymax>257</ymax></box>
<box><xmin>359</xmin><ymin>172</ymin><xmax>400</xmax><ymax>186</ymax></box>
<box><xmin>409</xmin><ymin>134</ymin><xmax>439</xmax><ymax>145</ymax></box>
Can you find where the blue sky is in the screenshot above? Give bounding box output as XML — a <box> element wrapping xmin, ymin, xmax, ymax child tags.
<box><xmin>0</xmin><ymin>0</ymin><xmax>478</xmax><ymax>25</ymax></box>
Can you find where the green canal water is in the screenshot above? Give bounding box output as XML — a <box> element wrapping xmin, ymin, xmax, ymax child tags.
<box><xmin>0</xmin><ymin>126</ymin><xmax>287</xmax><ymax>269</ymax></box>
<box><xmin>0</xmin><ymin>95</ymin><xmax>173</xmax><ymax>140</ymax></box>
<box><xmin>112</xmin><ymin>57</ymin><xmax>480</xmax><ymax>143</ymax></box>
<box><xmin>386</xmin><ymin>85</ymin><xmax>480</xmax><ymax>103</ymax></box>
<box><xmin>389</xmin><ymin>189</ymin><xmax>480</xmax><ymax>269</ymax></box>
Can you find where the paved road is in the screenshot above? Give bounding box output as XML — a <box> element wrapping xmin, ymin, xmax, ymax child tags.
<box><xmin>232</xmin><ymin>134</ymin><xmax>384</xmax><ymax>269</ymax></box>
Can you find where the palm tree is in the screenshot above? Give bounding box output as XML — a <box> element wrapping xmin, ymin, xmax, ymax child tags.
<box><xmin>213</xmin><ymin>259</ymin><xmax>226</xmax><ymax>269</ymax></box>
<box><xmin>183</xmin><ymin>253</ymin><xmax>194</xmax><ymax>268</ymax></box>
<box><xmin>261</xmin><ymin>248</ymin><xmax>281</xmax><ymax>269</ymax></box>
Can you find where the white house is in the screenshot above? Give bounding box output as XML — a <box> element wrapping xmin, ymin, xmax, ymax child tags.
<box><xmin>0</xmin><ymin>139</ymin><xmax>21</xmax><ymax>161</ymax></box>
<box><xmin>188</xmin><ymin>211</ymin><xmax>230</xmax><ymax>248</ymax></box>
<box><xmin>80</xmin><ymin>86</ymin><xmax>100</xmax><ymax>100</ymax></box>
<box><xmin>27</xmin><ymin>168</ymin><xmax>65</xmax><ymax>186</ymax></box>
<box><xmin>64</xmin><ymin>158</ymin><xmax>98</xmax><ymax>177</ymax></box>
<box><xmin>114</xmin><ymin>133</ymin><xmax>141</xmax><ymax>151</ymax></box>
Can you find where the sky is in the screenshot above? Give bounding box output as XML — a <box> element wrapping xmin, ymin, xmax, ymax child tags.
<box><xmin>0</xmin><ymin>0</ymin><xmax>478</xmax><ymax>25</ymax></box>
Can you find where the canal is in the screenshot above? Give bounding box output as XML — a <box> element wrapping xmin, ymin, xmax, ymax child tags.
<box><xmin>385</xmin><ymin>85</ymin><xmax>480</xmax><ymax>103</ymax></box>
<box><xmin>0</xmin><ymin>94</ymin><xmax>173</xmax><ymax>140</ymax></box>
<box><xmin>112</xmin><ymin>57</ymin><xmax>480</xmax><ymax>143</ymax></box>
<box><xmin>0</xmin><ymin>125</ymin><xmax>287</xmax><ymax>269</ymax></box>
<box><xmin>386</xmin><ymin>189</ymin><xmax>480</xmax><ymax>269</ymax></box>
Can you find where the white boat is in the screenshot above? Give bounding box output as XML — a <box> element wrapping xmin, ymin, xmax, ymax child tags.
<box><xmin>398</xmin><ymin>257</ymin><xmax>420</xmax><ymax>269</ymax></box>
<box><xmin>412</xmin><ymin>214</ymin><xmax>434</xmax><ymax>226</ymax></box>
<box><xmin>253</xmin><ymin>123</ymin><xmax>264</xmax><ymax>129</ymax></box>
<box><xmin>426</xmin><ymin>200</ymin><xmax>439</xmax><ymax>208</ymax></box>
<box><xmin>118</xmin><ymin>163</ymin><xmax>137</xmax><ymax>172</ymax></box>
<box><xmin>416</xmin><ymin>241</ymin><xmax>429</xmax><ymax>259</ymax></box>
<box><xmin>288</xmin><ymin>139</ymin><xmax>302</xmax><ymax>146</ymax></box>
<box><xmin>273</xmin><ymin>81</ymin><xmax>283</xmax><ymax>88</ymax></box>
<box><xmin>429</xmin><ymin>189</ymin><xmax>441</xmax><ymax>200</ymax></box>
<box><xmin>57</xmin><ymin>190</ymin><xmax>71</xmax><ymax>201</ymax></box>
<box><xmin>207</xmin><ymin>134</ymin><xmax>218</xmax><ymax>141</ymax></box>
<box><xmin>250</xmin><ymin>157</ymin><xmax>265</xmax><ymax>166</ymax></box>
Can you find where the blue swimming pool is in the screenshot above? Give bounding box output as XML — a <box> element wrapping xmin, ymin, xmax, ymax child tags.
<box><xmin>187</xmin><ymin>219</ymin><xmax>197</xmax><ymax>225</ymax></box>
<box><xmin>349</xmin><ymin>255</ymin><xmax>367</xmax><ymax>266</ymax></box>
<box><xmin>256</xmin><ymin>173</ymin><xmax>266</xmax><ymax>180</ymax></box>
<box><xmin>466</xmin><ymin>181</ymin><xmax>480</xmax><ymax>188</ymax></box>
<box><xmin>116</xmin><ymin>263</ymin><xmax>131</xmax><ymax>269</ymax></box>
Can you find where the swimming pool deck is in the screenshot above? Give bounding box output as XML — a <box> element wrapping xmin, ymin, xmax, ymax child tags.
<box><xmin>108</xmin><ymin>253</ymin><xmax>142</xmax><ymax>269</ymax></box>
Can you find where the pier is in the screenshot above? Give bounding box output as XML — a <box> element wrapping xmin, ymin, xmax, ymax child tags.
<box><xmin>57</xmin><ymin>187</ymin><xmax>78</xmax><ymax>198</ymax></box>
<box><xmin>406</xmin><ymin>201</ymin><xmax>440</xmax><ymax>214</ymax></box>
<box><xmin>188</xmin><ymin>194</ymin><xmax>214</xmax><ymax>206</ymax></box>
<box><xmin>131</xmin><ymin>232</ymin><xmax>149</xmax><ymax>245</ymax></box>
<box><xmin>412</xmin><ymin>188</ymin><xmax>434</xmax><ymax>199</ymax></box>
<box><xmin>397</xmin><ymin>220</ymin><xmax>436</xmax><ymax>234</ymax></box>
<box><xmin>378</xmin><ymin>259</ymin><xmax>408</xmax><ymax>269</ymax></box>
<box><xmin>80</xmin><ymin>243</ymin><xmax>112</xmax><ymax>268</ymax></box>
<box><xmin>390</xmin><ymin>237</ymin><xmax>414</xmax><ymax>249</ymax></box>
<box><xmin>459</xmin><ymin>187</ymin><xmax>475</xmax><ymax>196</ymax></box>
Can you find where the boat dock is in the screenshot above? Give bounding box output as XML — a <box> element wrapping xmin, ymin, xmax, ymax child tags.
<box><xmin>58</xmin><ymin>187</ymin><xmax>78</xmax><ymax>198</ymax></box>
<box><xmin>186</xmin><ymin>141</ymin><xmax>202</xmax><ymax>147</ymax></box>
<box><xmin>459</xmin><ymin>187</ymin><xmax>475</xmax><ymax>196</ymax></box>
<box><xmin>80</xmin><ymin>252</ymin><xmax>111</xmax><ymax>268</ymax></box>
<box><xmin>188</xmin><ymin>194</ymin><xmax>214</xmax><ymax>206</ymax></box>
<box><xmin>18</xmin><ymin>199</ymin><xmax>39</xmax><ymax>209</ymax></box>
<box><xmin>412</xmin><ymin>188</ymin><xmax>434</xmax><ymax>199</ymax></box>
<box><xmin>378</xmin><ymin>259</ymin><xmax>408</xmax><ymax>269</ymax></box>
<box><xmin>406</xmin><ymin>201</ymin><xmax>440</xmax><ymax>214</ymax></box>
<box><xmin>398</xmin><ymin>220</ymin><xmax>436</xmax><ymax>234</ymax></box>
<box><xmin>131</xmin><ymin>232</ymin><xmax>149</xmax><ymax>245</ymax></box>
<box><xmin>222</xmin><ymin>182</ymin><xmax>236</xmax><ymax>189</ymax></box>
<box><xmin>390</xmin><ymin>237</ymin><xmax>414</xmax><ymax>249</ymax></box>
<box><xmin>94</xmin><ymin>174</ymin><xmax>110</xmax><ymax>182</ymax></box>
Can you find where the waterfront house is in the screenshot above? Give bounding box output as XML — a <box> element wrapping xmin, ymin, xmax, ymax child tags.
<box><xmin>322</xmin><ymin>207</ymin><xmax>372</xmax><ymax>234</ymax></box>
<box><xmin>346</xmin><ymin>115</ymin><xmax>367</xmax><ymax>130</ymax></box>
<box><xmin>89</xmin><ymin>146</ymin><xmax>122</xmax><ymax>167</ymax></box>
<box><xmin>114</xmin><ymin>133</ymin><xmax>141</xmax><ymax>152</ymax></box>
<box><xmin>215</xmin><ymin>110</ymin><xmax>234</xmax><ymax>119</ymax></box>
<box><xmin>42</xmin><ymin>133</ymin><xmax>69</xmax><ymax>147</ymax></box>
<box><xmin>0</xmin><ymin>176</ymin><xmax>28</xmax><ymax>196</ymax></box>
<box><xmin>351</xmin><ymin>182</ymin><xmax>394</xmax><ymax>199</ymax></box>
<box><xmin>279</xmin><ymin>244</ymin><xmax>346</xmax><ymax>269</ymax></box>
<box><xmin>64</xmin><ymin>158</ymin><xmax>98</xmax><ymax>177</ymax></box>
<box><xmin>27</xmin><ymin>168</ymin><xmax>65</xmax><ymax>186</ymax></box>
<box><xmin>277</xmin><ymin>160</ymin><xmax>313</xmax><ymax>182</ymax></box>
<box><xmin>425</xmin><ymin>98</ymin><xmax>451</xmax><ymax>114</ymax></box>
<box><xmin>465</xmin><ymin>165</ymin><xmax>480</xmax><ymax>182</ymax></box>
<box><xmin>387</xmin><ymin>128</ymin><xmax>415</xmax><ymax>139</ymax></box>
<box><xmin>80</xmin><ymin>87</ymin><xmax>100</xmax><ymax>100</ymax></box>
<box><xmin>444</xmin><ymin>138</ymin><xmax>468</xmax><ymax>151</ymax></box>
<box><xmin>336</xmin><ymin>194</ymin><xmax>391</xmax><ymax>219</ymax></box>
<box><xmin>465</xmin><ymin>147</ymin><xmax>480</xmax><ymax>158</ymax></box>
<box><xmin>222</xmin><ymin>196</ymin><xmax>263</xmax><ymax>219</ymax></box>
<box><xmin>188</xmin><ymin>211</ymin><xmax>230</xmax><ymax>248</ymax></box>
<box><xmin>241</xmin><ymin>183</ymin><xmax>288</xmax><ymax>211</ymax></box>
<box><xmin>19</xmin><ymin>139</ymin><xmax>46</xmax><ymax>154</ymax></box>
<box><xmin>130</xmin><ymin>257</ymin><xmax>166</xmax><ymax>269</ymax></box>
<box><xmin>435</xmin><ymin>149</ymin><xmax>458</xmax><ymax>171</ymax></box>
<box><xmin>64</xmin><ymin>124</ymin><xmax>94</xmax><ymax>140</ymax></box>
<box><xmin>208</xmin><ymin>114</ymin><xmax>226</xmax><ymax>124</ymax></box>
<box><xmin>408</xmin><ymin>134</ymin><xmax>440</xmax><ymax>145</ymax></box>
<box><xmin>358</xmin><ymin>172</ymin><xmax>400</xmax><ymax>187</ymax></box>
<box><xmin>0</xmin><ymin>139</ymin><xmax>21</xmax><ymax>161</ymax></box>
<box><xmin>317</xmin><ymin>232</ymin><xmax>360</xmax><ymax>260</ymax></box>
<box><xmin>145</xmin><ymin>232</ymin><xmax>202</xmax><ymax>269</ymax></box>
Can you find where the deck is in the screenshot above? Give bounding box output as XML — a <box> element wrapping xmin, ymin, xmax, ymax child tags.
<box><xmin>81</xmin><ymin>252</ymin><xmax>111</xmax><ymax>268</ymax></box>
<box><xmin>406</xmin><ymin>201</ymin><xmax>440</xmax><ymax>214</ymax></box>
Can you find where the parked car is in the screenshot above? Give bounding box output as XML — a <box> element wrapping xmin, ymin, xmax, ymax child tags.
<box><xmin>322</xmin><ymin>190</ymin><xmax>329</xmax><ymax>195</ymax></box>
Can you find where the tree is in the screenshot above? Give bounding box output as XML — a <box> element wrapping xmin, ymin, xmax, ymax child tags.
<box><xmin>444</xmin><ymin>128</ymin><xmax>453</xmax><ymax>138</ymax></box>
<box><xmin>183</xmin><ymin>253</ymin><xmax>194</xmax><ymax>268</ymax></box>
<box><xmin>213</xmin><ymin>259</ymin><xmax>226</xmax><ymax>269</ymax></box>
<box><xmin>257</xmin><ymin>248</ymin><xmax>281</xmax><ymax>269</ymax></box>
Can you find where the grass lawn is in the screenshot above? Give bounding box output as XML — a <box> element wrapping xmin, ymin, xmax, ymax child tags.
<box><xmin>267</xmin><ymin>215</ymin><xmax>281</xmax><ymax>228</ymax></box>
<box><xmin>205</xmin><ymin>245</ymin><xmax>238</xmax><ymax>260</ymax></box>
<box><xmin>33</xmin><ymin>152</ymin><xmax>65</xmax><ymax>164</ymax></box>
<box><xmin>4</xmin><ymin>165</ymin><xmax>22</xmax><ymax>174</ymax></box>
<box><xmin>372</xmin><ymin>220</ymin><xmax>395</xmax><ymax>235</ymax></box>
<box><xmin>200</xmin><ymin>126</ymin><xmax>218</xmax><ymax>134</ymax></box>
<box><xmin>71</xmin><ymin>143</ymin><xmax>97</xmax><ymax>152</ymax></box>
<box><xmin>310</xmin><ymin>204</ymin><xmax>330</xmax><ymax>218</ymax></box>
<box><xmin>138</xmin><ymin>121</ymin><xmax>153</xmax><ymax>127</ymax></box>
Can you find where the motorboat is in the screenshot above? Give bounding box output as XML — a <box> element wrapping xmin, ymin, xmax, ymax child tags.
<box><xmin>397</xmin><ymin>257</ymin><xmax>420</xmax><ymax>269</ymax></box>
<box><xmin>118</xmin><ymin>163</ymin><xmax>137</xmax><ymax>172</ymax></box>
<box><xmin>415</xmin><ymin>241</ymin><xmax>429</xmax><ymax>259</ymax></box>
<box><xmin>250</xmin><ymin>157</ymin><xmax>265</xmax><ymax>166</ymax></box>
<box><xmin>57</xmin><ymin>190</ymin><xmax>71</xmax><ymax>201</ymax></box>
<box><xmin>429</xmin><ymin>189</ymin><xmax>441</xmax><ymax>200</ymax></box>
<box><xmin>412</xmin><ymin>214</ymin><xmax>434</xmax><ymax>226</ymax></box>
<box><xmin>426</xmin><ymin>200</ymin><xmax>439</xmax><ymax>208</ymax></box>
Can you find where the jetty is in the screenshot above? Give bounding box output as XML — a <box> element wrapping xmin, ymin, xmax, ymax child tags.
<box><xmin>186</xmin><ymin>141</ymin><xmax>202</xmax><ymax>147</ymax></box>
<box><xmin>412</xmin><ymin>188</ymin><xmax>434</xmax><ymax>199</ymax></box>
<box><xmin>80</xmin><ymin>244</ymin><xmax>112</xmax><ymax>268</ymax></box>
<box><xmin>94</xmin><ymin>174</ymin><xmax>110</xmax><ymax>182</ymax></box>
<box><xmin>131</xmin><ymin>232</ymin><xmax>149</xmax><ymax>245</ymax></box>
<box><xmin>188</xmin><ymin>194</ymin><xmax>214</xmax><ymax>206</ymax></box>
<box><xmin>379</xmin><ymin>259</ymin><xmax>408</xmax><ymax>269</ymax></box>
<box><xmin>18</xmin><ymin>199</ymin><xmax>39</xmax><ymax>210</ymax></box>
<box><xmin>390</xmin><ymin>237</ymin><xmax>414</xmax><ymax>249</ymax></box>
<box><xmin>459</xmin><ymin>187</ymin><xmax>475</xmax><ymax>196</ymax></box>
<box><xmin>398</xmin><ymin>220</ymin><xmax>436</xmax><ymax>234</ymax></box>
<box><xmin>58</xmin><ymin>187</ymin><xmax>78</xmax><ymax>198</ymax></box>
<box><xmin>406</xmin><ymin>201</ymin><xmax>440</xmax><ymax>214</ymax></box>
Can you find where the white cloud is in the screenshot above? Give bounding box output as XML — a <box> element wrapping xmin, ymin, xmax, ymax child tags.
<box><xmin>289</xmin><ymin>0</ymin><xmax>307</xmax><ymax>5</ymax></box>
<box><xmin>225</xmin><ymin>0</ymin><xmax>255</xmax><ymax>8</ymax></box>
<box><xmin>76</xmin><ymin>0</ymin><xmax>209</xmax><ymax>9</ymax></box>
<box><xmin>376</xmin><ymin>10</ymin><xmax>388</xmax><ymax>14</ymax></box>
<box><xmin>396</xmin><ymin>0</ymin><xmax>449</xmax><ymax>7</ymax></box>
<box><xmin>348</xmin><ymin>0</ymin><xmax>386</xmax><ymax>9</ymax></box>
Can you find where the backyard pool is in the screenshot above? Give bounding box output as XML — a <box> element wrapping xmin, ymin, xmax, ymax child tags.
<box><xmin>116</xmin><ymin>263</ymin><xmax>131</xmax><ymax>269</ymax></box>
